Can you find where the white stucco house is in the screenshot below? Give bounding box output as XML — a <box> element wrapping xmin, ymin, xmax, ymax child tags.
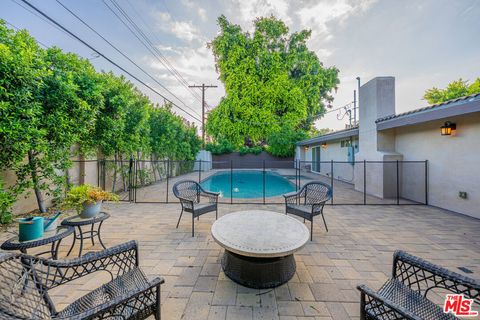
<box><xmin>295</xmin><ymin>76</ymin><xmax>480</xmax><ymax>219</ymax></box>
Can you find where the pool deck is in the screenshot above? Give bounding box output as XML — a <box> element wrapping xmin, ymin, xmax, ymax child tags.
<box><xmin>1</xmin><ymin>202</ymin><xmax>478</xmax><ymax>319</ymax></box>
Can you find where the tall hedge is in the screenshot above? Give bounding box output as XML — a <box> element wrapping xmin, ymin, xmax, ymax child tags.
<box><xmin>0</xmin><ymin>21</ymin><xmax>201</xmax><ymax>217</ymax></box>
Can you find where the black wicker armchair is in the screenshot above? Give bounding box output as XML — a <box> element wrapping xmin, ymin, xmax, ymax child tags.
<box><xmin>283</xmin><ymin>181</ymin><xmax>332</xmax><ymax>240</ymax></box>
<box><xmin>357</xmin><ymin>250</ymin><xmax>479</xmax><ymax>320</ymax></box>
<box><xmin>0</xmin><ymin>240</ymin><xmax>165</xmax><ymax>319</ymax></box>
<box><xmin>173</xmin><ymin>180</ymin><xmax>219</xmax><ymax>237</ymax></box>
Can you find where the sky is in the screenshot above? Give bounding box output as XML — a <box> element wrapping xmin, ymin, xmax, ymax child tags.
<box><xmin>2</xmin><ymin>0</ymin><xmax>479</xmax><ymax>131</ymax></box>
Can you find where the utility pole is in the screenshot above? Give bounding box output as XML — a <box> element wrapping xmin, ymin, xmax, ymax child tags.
<box><xmin>189</xmin><ymin>84</ymin><xmax>217</xmax><ymax>148</ymax></box>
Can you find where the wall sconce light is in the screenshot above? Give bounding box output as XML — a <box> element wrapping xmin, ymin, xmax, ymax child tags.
<box><xmin>440</xmin><ymin>121</ymin><xmax>456</xmax><ymax>136</ymax></box>
<box><xmin>321</xmin><ymin>142</ymin><xmax>327</xmax><ymax>149</ymax></box>
<box><xmin>304</xmin><ymin>145</ymin><xmax>309</xmax><ymax>151</ymax></box>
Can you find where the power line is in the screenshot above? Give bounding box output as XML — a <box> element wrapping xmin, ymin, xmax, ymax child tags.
<box><xmin>10</xmin><ymin>0</ymin><xmax>82</xmax><ymax>43</ymax></box>
<box><xmin>19</xmin><ymin>0</ymin><xmax>202</xmax><ymax>123</ymax></box>
<box><xmin>189</xmin><ymin>84</ymin><xmax>218</xmax><ymax>147</ymax></box>
<box><xmin>53</xmin><ymin>0</ymin><xmax>201</xmax><ymax>118</ymax></box>
<box><xmin>104</xmin><ymin>0</ymin><xmax>204</xmax><ymax>111</ymax></box>
<box><xmin>221</xmin><ymin>102</ymin><xmax>355</xmax><ymax>126</ymax></box>
<box><xmin>123</xmin><ymin>0</ymin><xmax>204</xmax><ymax>103</ymax></box>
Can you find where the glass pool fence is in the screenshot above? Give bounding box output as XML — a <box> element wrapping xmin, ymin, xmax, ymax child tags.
<box><xmin>69</xmin><ymin>159</ymin><xmax>428</xmax><ymax>205</ymax></box>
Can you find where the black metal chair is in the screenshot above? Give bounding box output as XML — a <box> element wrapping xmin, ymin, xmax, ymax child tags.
<box><xmin>357</xmin><ymin>250</ymin><xmax>480</xmax><ymax>320</ymax></box>
<box><xmin>0</xmin><ymin>240</ymin><xmax>165</xmax><ymax>319</ymax></box>
<box><xmin>172</xmin><ymin>180</ymin><xmax>219</xmax><ymax>237</ymax></box>
<box><xmin>283</xmin><ymin>181</ymin><xmax>332</xmax><ymax>241</ymax></box>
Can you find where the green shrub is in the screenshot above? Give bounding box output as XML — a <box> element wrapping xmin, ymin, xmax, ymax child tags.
<box><xmin>0</xmin><ymin>178</ymin><xmax>15</xmax><ymax>224</ymax></box>
<box><xmin>239</xmin><ymin>146</ymin><xmax>263</xmax><ymax>155</ymax></box>
<box><xmin>205</xmin><ymin>139</ymin><xmax>235</xmax><ymax>155</ymax></box>
<box><xmin>63</xmin><ymin>184</ymin><xmax>119</xmax><ymax>214</ymax></box>
<box><xmin>266</xmin><ymin>128</ymin><xmax>308</xmax><ymax>157</ymax></box>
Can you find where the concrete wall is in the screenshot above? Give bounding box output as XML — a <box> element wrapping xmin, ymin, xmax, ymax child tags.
<box><xmin>354</xmin><ymin>77</ymin><xmax>403</xmax><ymax>198</ymax></box>
<box><xmin>212</xmin><ymin>152</ymin><xmax>294</xmax><ymax>169</ymax></box>
<box><xmin>1</xmin><ymin>152</ymin><xmax>100</xmax><ymax>215</ymax></box>
<box><xmin>393</xmin><ymin>113</ymin><xmax>480</xmax><ymax>219</ymax></box>
<box><xmin>299</xmin><ymin>140</ymin><xmax>356</xmax><ymax>183</ymax></box>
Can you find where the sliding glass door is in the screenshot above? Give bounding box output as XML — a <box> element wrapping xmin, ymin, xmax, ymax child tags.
<box><xmin>312</xmin><ymin>146</ymin><xmax>320</xmax><ymax>172</ymax></box>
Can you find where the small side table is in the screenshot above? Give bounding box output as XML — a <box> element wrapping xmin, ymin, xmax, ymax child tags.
<box><xmin>1</xmin><ymin>226</ymin><xmax>74</xmax><ymax>259</ymax></box>
<box><xmin>61</xmin><ymin>212</ymin><xmax>110</xmax><ymax>257</ymax></box>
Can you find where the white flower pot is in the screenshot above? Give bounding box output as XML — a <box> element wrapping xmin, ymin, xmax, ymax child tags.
<box><xmin>80</xmin><ymin>201</ymin><xmax>102</xmax><ymax>219</ymax></box>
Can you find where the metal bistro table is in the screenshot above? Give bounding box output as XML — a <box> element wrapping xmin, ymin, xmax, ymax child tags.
<box><xmin>1</xmin><ymin>226</ymin><xmax>74</xmax><ymax>259</ymax></box>
<box><xmin>61</xmin><ymin>212</ymin><xmax>110</xmax><ymax>257</ymax></box>
<box><xmin>211</xmin><ymin>210</ymin><xmax>310</xmax><ymax>289</ymax></box>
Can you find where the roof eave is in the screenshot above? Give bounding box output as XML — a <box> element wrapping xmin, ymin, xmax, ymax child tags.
<box><xmin>376</xmin><ymin>97</ymin><xmax>480</xmax><ymax>131</ymax></box>
<box><xmin>297</xmin><ymin>128</ymin><xmax>359</xmax><ymax>146</ymax></box>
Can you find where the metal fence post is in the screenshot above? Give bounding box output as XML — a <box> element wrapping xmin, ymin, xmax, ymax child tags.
<box><xmin>396</xmin><ymin>160</ymin><xmax>399</xmax><ymax>205</ymax></box>
<box><xmin>330</xmin><ymin>160</ymin><xmax>334</xmax><ymax>204</ymax></box>
<box><xmin>198</xmin><ymin>159</ymin><xmax>202</xmax><ymax>183</ymax></box>
<box><xmin>97</xmin><ymin>159</ymin><xmax>100</xmax><ymax>187</ymax></box>
<box><xmin>263</xmin><ymin>160</ymin><xmax>266</xmax><ymax>205</ymax></box>
<box><xmin>425</xmin><ymin>160</ymin><xmax>428</xmax><ymax>205</ymax></box>
<box><xmin>129</xmin><ymin>155</ymin><xmax>134</xmax><ymax>203</ymax></box>
<box><xmin>166</xmin><ymin>159</ymin><xmax>170</xmax><ymax>203</ymax></box>
<box><xmin>299</xmin><ymin>162</ymin><xmax>302</xmax><ymax>191</ymax></box>
<box><xmin>134</xmin><ymin>158</ymin><xmax>138</xmax><ymax>203</ymax></box>
<box><xmin>296</xmin><ymin>160</ymin><xmax>299</xmax><ymax>191</ymax></box>
<box><xmin>102</xmin><ymin>159</ymin><xmax>106</xmax><ymax>190</ymax></box>
<box><xmin>230</xmin><ymin>160</ymin><xmax>233</xmax><ymax>205</ymax></box>
<box><xmin>363</xmin><ymin>160</ymin><xmax>367</xmax><ymax>205</ymax></box>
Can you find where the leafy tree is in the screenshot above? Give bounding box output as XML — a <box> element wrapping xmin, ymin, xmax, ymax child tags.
<box><xmin>0</xmin><ymin>21</ymin><xmax>104</xmax><ymax>212</ymax></box>
<box><xmin>424</xmin><ymin>78</ymin><xmax>480</xmax><ymax>104</ymax></box>
<box><xmin>0</xmin><ymin>22</ymin><xmax>201</xmax><ymax>215</ymax></box>
<box><xmin>310</xmin><ymin>127</ymin><xmax>333</xmax><ymax>137</ymax></box>
<box><xmin>206</xmin><ymin>15</ymin><xmax>339</xmax><ymax>148</ymax></box>
<box><xmin>0</xmin><ymin>21</ymin><xmax>45</xmax><ymax>213</ymax></box>
<box><xmin>266</xmin><ymin>127</ymin><xmax>308</xmax><ymax>157</ymax></box>
<box><xmin>205</xmin><ymin>139</ymin><xmax>235</xmax><ymax>155</ymax></box>
<box><xmin>24</xmin><ymin>48</ymin><xmax>103</xmax><ymax>212</ymax></box>
<box><xmin>0</xmin><ymin>177</ymin><xmax>15</xmax><ymax>224</ymax></box>
<box><xmin>149</xmin><ymin>104</ymin><xmax>201</xmax><ymax>161</ymax></box>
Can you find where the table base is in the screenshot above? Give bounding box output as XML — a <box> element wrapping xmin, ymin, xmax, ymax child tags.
<box><xmin>221</xmin><ymin>251</ymin><xmax>296</xmax><ymax>289</ymax></box>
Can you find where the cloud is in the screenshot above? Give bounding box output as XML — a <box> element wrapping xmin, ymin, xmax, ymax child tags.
<box><xmin>225</xmin><ymin>0</ymin><xmax>292</xmax><ymax>31</ymax></box>
<box><xmin>147</xmin><ymin>44</ymin><xmax>224</xmax><ymax>112</ymax></box>
<box><xmin>197</xmin><ymin>8</ymin><xmax>207</xmax><ymax>22</ymax></box>
<box><xmin>296</xmin><ymin>0</ymin><xmax>376</xmax><ymax>38</ymax></box>
<box><xmin>152</xmin><ymin>10</ymin><xmax>204</xmax><ymax>43</ymax></box>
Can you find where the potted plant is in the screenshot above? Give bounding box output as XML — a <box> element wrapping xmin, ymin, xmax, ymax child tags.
<box><xmin>63</xmin><ymin>184</ymin><xmax>118</xmax><ymax>218</ymax></box>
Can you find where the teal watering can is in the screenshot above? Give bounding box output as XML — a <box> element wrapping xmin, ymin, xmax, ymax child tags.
<box><xmin>18</xmin><ymin>213</ymin><xmax>61</xmax><ymax>242</ymax></box>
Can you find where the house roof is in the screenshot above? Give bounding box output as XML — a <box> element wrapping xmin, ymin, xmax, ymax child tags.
<box><xmin>297</xmin><ymin>126</ymin><xmax>359</xmax><ymax>146</ymax></box>
<box><xmin>375</xmin><ymin>93</ymin><xmax>480</xmax><ymax>130</ymax></box>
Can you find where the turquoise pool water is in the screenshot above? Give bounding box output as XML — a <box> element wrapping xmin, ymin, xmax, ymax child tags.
<box><xmin>200</xmin><ymin>170</ymin><xmax>296</xmax><ymax>198</ymax></box>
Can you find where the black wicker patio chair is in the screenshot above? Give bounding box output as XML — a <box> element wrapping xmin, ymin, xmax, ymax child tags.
<box><xmin>283</xmin><ymin>181</ymin><xmax>332</xmax><ymax>240</ymax></box>
<box><xmin>173</xmin><ymin>180</ymin><xmax>219</xmax><ymax>237</ymax></box>
<box><xmin>0</xmin><ymin>240</ymin><xmax>165</xmax><ymax>320</ymax></box>
<box><xmin>357</xmin><ymin>250</ymin><xmax>480</xmax><ymax>320</ymax></box>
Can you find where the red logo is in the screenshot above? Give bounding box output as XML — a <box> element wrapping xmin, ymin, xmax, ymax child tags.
<box><xmin>443</xmin><ymin>294</ymin><xmax>478</xmax><ymax>317</ymax></box>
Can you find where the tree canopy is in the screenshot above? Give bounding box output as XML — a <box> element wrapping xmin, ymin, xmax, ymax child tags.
<box><xmin>206</xmin><ymin>15</ymin><xmax>339</xmax><ymax>153</ymax></box>
<box><xmin>0</xmin><ymin>21</ymin><xmax>201</xmax><ymax>218</ymax></box>
<box><xmin>424</xmin><ymin>78</ymin><xmax>480</xmax><ymax>104</ymax></box>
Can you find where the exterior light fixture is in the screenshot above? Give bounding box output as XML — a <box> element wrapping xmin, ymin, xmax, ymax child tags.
<box><xmin>440</xmin><ymin>121</ymin><xmax>456</xmax><ymax>136</ymax></box>
<box><xmin>304</xmin><ymin>145</ymin><xmax>309</xmax><ymax>151</ymax></box>
<box><xmin>321</xmin><ymin>142</ymin><xmax>327</xmax><ymax>149</ymax></box>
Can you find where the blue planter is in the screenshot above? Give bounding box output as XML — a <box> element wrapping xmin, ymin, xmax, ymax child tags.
<box><xmin>18</xmin><ymin>217</ymin><xmax>44</xmax><ymax>242</ymax></box>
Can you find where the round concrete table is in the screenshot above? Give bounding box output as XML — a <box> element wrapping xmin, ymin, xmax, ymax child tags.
<box><xmin>211</xmin><ymin>210</ymin><xmax>310</xmax><ymax>288</ymax></box>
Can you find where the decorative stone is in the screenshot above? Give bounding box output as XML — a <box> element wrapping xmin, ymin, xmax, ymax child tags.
<box><xmin>211</xmin><ymin>210</ymin><xmax>310</xmax><ymax>258</ymax></box>
<box><xmin>211</xmin><ymin>210</ymin><xmax>310</xmax><ymax>288</ymax></box>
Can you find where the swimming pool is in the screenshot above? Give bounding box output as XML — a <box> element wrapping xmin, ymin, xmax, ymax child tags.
<box><xmin>200</xmin><ymin>170</ymin><xmax>296</xmax><ymax>198</ymax></box>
